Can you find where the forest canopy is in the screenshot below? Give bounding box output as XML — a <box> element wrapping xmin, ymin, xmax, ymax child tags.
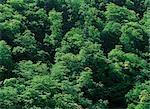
<box><xmin>0</xmin><ymin>0</ymin><xmax>150</xmax><ymax>109</ymax></box>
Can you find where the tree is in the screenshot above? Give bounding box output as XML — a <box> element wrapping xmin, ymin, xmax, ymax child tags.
<box><xmin>142</xmin><ymin>9</ymin><xmax>150</xmax><ymax>34</ymax></box>
<box><xmin>0</xmin><ymin>0</ymin><xmax>149</xmax><ymax>109</ymax></box>
<box><xmin>79</xmin><ymin>4</ymin><xmax>102</xmax><ymax>25</ymax></box>
<box><xmin>0</xmin><ymin>86</ymin><xmax>19</xmax><ymax>108</ymax></box>
<box><xmin>12</xmin><ymin>30</ymin><xmax>37</xmax><ymax>60</ymax></box>
<box><xmin>105</xmin><ymin>3</ymin><xmax>138</xmax><ymax>23</ymax></box>
<box><xmin>24</xmin><ymin>8</ymin><xmax>49</xmax><ymax>42</ymax></box>
<box><xmin>20</xmin><ymin>75</ymin><xmax>59</xmax><ymax>108</ymax></box>
<box><xmin>108</xmin><ymin>0</ymin><xmax>126</xmax><ymax>6</ymax></box>
<box><xmin>59</xmin><ymin>28</ymin><xmax>84</xmax><ymax>54</ymax></box>
<box><xmin>120</xmin><ymin>22</ymin><xmax>149</xmax><ymax>53</ymax></box>
<box><xmin>44</xmin><ymin>10</ymin><xmax>63</xmax><ymax>47</ymax></box>
<box><xmin>0</xmin><ymin>19</ymin><xmax>23</xmax><ymax>45</ymax></box>
<box><xmin>0</xmin><ymin>40</ymin><xmax>13</xmax><ymax>80</ymax></box>
<box><xmin>7</xmin><ymin>0</ymin><xmax>27</xmax><ymax>12</ymax></box>
<box><xmin>77</xmin><ymin>5</ymin><xmax>104</xmax><ymax>44</ymax></box>
<box><xmin>51</xmin><ymin>62</ymin><xmax>70</xmax><ymax>81</ymax></box>
<box><xmin>0</xmin><ymin>4</ymin><xmax>24</xmax><ymax>44</ymax></box>
<box><xmin>126</xmin><ymin>81</ymin><xmax>150</xmax><ymax>109</ymax></box>
<box><xmin>91</xmin><ymin>99</ymin><xmax>108</xmax><ymax>109</ymax></box>
<box><xmin>108</xmin><ymin>47</ymin><xmax>149</xmax><ymax>83</ymax></box>
<box><xmin>13</xmin><ymin>60</ymin><xmax>49</xmax><ymax>79</ymax></box>
<box><xmin>77</xmin><ymin>68</ymin><xmax>106</xmax><ymax>103</ymax></box>
<box><xmin>54</xmin><ymin>52</ymin><xmax>82</xmax><ymax>75</ymax></box>
<box><xmin>101</xmin><ymin>21</ymin><xmax>122</xmax><ymax>53</ymax></box>
<box><xmin>79</xmin><ymin>41</ymin><xmax>107</xmax><ymax>78</ymax></box>
<box><xmin>139</xmin><ymin>9</ymin><xmax>150</xmax><ymax>61</ymax></box>
<box><xmin>125</xmin><ymin>0</ymin><xmax>147</xmax><ymax>18</ymax></box>
<box><xmin>0</xmin><ymin>77</ymin><xmax>26</xmax><ymax>108</ymax></box>
<box><xmin>106</xmin><ymin>46</ymin><xmax>149</xmax><ymax>106</ymax></box>
<box><xmin>53</xmin><ymin>93</ymin><xmax>79</xmax><ymax>109</ymax></box>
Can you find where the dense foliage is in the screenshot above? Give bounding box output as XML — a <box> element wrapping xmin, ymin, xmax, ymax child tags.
<box><xmin>0</xmin><ymin>0</ymin><xmax>149</xmax><ymax>109</ymax></box>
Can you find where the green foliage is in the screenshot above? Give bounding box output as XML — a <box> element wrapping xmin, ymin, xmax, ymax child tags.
<box><xmin>0</xmin><ymin>4</ymin><xmax>24</xmax><ymax>43</ymax></box>
<box><xmin>125</xmin><ymin>0</ymin><xmax>147</xmax><ymax>18</ymax></box>
<box><xmin>20</xmin><ymin>75</ymin><xmax>59</xmax><ymax>108</ymax></box>
<box><xmin>0</xmin><ymin>0</ymin><xmax>149</xmax><ymax>109</ymax></box>
<box><xmin>106</xmin><ymin>47</ymin><xmax>149</xmax><ymax>105</ymax></box>
<box><xmin>126</xmin><ymin>81</ymin><xmax>150</xmax><ymax>109</ymax></box>
<box><xmin>13</xmin><ymin>60</ymin><xmax>49</xmax><ymax>79</ymax></box>
<box><xmin>60</xmin><ymin>28</ymin><xmax>84</xmax><ymax>54</ymax></box>
<box><xmin>0</xmin><ymin>86</ymin><xmax>18</xmax><ymax>108</ymax></box>
<box><xmin>142</xmin><ymin>9</ymin><xmax>150</xmax><ymax>34</ymax></box>
<box><xmin>91</xmin><ymin>99</ymin><xmax>108</xmax><ymax>109</ymax></box>
<box><xmin>0</xmin><ymin>41</ymin><xmax>12</xmax><ymax>69</ymax></box>
<box><xmin>108</xmin><ymin>47</ymin><xmax>149</xmax><ymax>82</ymax></box>
<box><xmin>7</xmin><ymin>0</ymin><xmax>27</xmax><ymax>12</ymax></box>
<box><xmin>105</xmin><ymin>3</ymin><xmax>138</xmax><ymax>23</ymax></box>
<box><xmin>44</xmin><ymin>10</ymin><xmax>63</xmax><ymax>47</ymax></box>
<box><xmin>0</xmin><ymin>40</ymin><xmax>13</xmax><ymax>80</ymax></box>
<box><xmin>120</xmin><ymin>22</ymin><xmax>149</xmax><ymax>53</ymax></box>
<box><xmin>77</xmin><ymin>69</ymin><xmax>93</xmax><ymax>88</ymax></box>
<box><xmin>101</xmin><ymin>21</ymin><xmax>122</xmax><ymax>52</ymax></box>
<box><xmin>55</xmin><ymin>53</ymin><xmax>82</xmax><ymax>74</ymax></box>
<box><xmin>79</xmin><ymin>41</ymin><xmax>107</xmax><ymax>75</ymax></box>
<box><xmin>53</xmin><ymin>93</ymin><xmax>78</xmax><ymax>109</ymax></box>
<box><xmin>13</xmin><ymin>30</ymin><xmax>37</xmax><ymax>54</ymax></box>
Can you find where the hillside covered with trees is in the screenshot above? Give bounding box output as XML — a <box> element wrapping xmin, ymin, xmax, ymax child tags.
<box><xmin>0</xmin><ymin>0</ymin><xmax>150</xmax><ymax>109</ymax></box>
